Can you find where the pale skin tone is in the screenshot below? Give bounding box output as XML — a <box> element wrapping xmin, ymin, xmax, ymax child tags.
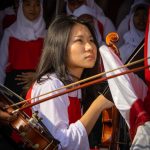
<box><xmin>15</xmin><ymin>0</ymin><xmax>41</xmax><ymax>85</ymax></box>
<box><xmin>67</xmin><ymin>23</ymin><xmax>114</xmax><ymax>134</ymax></box>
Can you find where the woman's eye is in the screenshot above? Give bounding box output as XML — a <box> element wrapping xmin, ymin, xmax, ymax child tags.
<box><xmin>76</xmin><ymin>39</ymin><xmax>83</xmax><ymax>42</ymax></box>
<box><xmin>90</xmin><ymin>38</ymin><xmax>94</xmax><ymax>42</ymax></box>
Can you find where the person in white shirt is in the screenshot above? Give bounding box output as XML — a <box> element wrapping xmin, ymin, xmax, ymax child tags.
<box><xmin>26</xmin><ymin>15</ymin><xmax>114</xmax><ymax>150</ymax></box>
<box><xmin>0</xmin><ymin>0</ymin><xmax>46</xmax><ymax>98</ymax></box>
<box><xmin>117</xmin><ymin>0</ymin><xmax>149</xmax><ymax>48</ymax></box>
<box><xmin>119</xmin><ymin>2</ymin><xmax>149</xmax><ymax>63</ymax></box>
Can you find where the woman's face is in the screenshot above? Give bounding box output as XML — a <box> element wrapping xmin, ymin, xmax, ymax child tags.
<box><xmin>133</xmin><ymin>7</ymin><xmax>148</xmax><ymax>31</ymax></box>
<box><xmin>23</xmin><ymin>0</ymin><xmax>41</xmax><ymax>21</ymax></box>
<box><xmin>67</xmin><ymin>23</ymin><xmax>97</xmax><ymax>76</ymax></box>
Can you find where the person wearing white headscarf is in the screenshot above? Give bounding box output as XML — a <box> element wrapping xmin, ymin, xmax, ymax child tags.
<box><xmin>65</xmin><ymin>0</ymin><xmax>104</xmax><ymax>17</ymax></box>
<box><xmin>117</xmin><ymin>0</ymin><xmax>150</xmax><ymax>47</ymax></box>
<box><xmin>119</xmin><ymin>3</ymin><xmax>149</xmax><ymax>64</ymax></box>
<box><xmin>73</xmin><ymin>4</ymin><xmax>116</xmax><ymax>46</ymax></box>
<box><xmin>0</xmin><ymin>0</ymin><xmax>46</xmax><ymax>98</ymax></box>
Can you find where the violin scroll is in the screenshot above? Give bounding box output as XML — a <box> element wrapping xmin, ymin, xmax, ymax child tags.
<box><xmin>106</xmin><ymin>32</ymin><xmax>120</xmax><ymax>56</ymax></box>
<box><xmin>100</xmin><ymin>32</ymin><xmax>120</xmax><ymax>149</ymax></box>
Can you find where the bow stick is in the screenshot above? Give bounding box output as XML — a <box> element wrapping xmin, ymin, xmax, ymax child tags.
<box><xmin>12</xmin><ymin>64</ymin><xmax>150</xmax><ymax>113</ymax></box>
<box><xmin>7</xmin><ymin>57</ymin><xmax>150</xmax><ymax>109</ymax></box>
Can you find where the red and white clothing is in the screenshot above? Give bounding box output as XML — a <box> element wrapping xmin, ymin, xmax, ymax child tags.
<box><xmin>0</xmin><ymin>0</ymin><xmax>46</xmax><ymax>92</ymax></box>
<box><xmin>143</xmin><ymin>7</ymin><xmax>150</xmax><ymax>116</ymax></box>
<box><xmin>99</xmin><ymin>45</ymin><xmax>150</xmax><ymax>149</ymax></box>
<box><xmin>144</xmin><ymin>7</ymin><xmax>150</xmax><ymax>86</ymax></box>
<box><xmin>117</xmin><ymin>0</ymin><xmax>150</xmax><ymax>47</ymax></box>
<box><xmin>27</xmin><ymin>73</ymin><xmax>89</xmax><ymax>150</ymax></box>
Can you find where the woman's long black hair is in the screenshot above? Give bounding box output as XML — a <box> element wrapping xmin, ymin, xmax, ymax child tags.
<box><xmin>35</xmin><ymin>15</ymin><xmax>100</xmax><ymax>85</ymax></box>
<box><xmin>33</xmin><ymin>14</ymin><xmax>107</xmax><ymax>106</ymax></box>
<box><xmin>34</xmin><ymin>15</ymin><xmax>107</xmax><ymax>147</ymax></box>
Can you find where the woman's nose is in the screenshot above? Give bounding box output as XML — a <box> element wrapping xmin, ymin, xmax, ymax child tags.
<box><xmin>85</xmin><ymin>42</ymin><xmax>93</xmax><ymax>51</ymax></box>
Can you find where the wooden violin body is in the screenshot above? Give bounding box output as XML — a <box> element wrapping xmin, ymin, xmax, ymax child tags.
<box><xmin>100</xmin><ymin>32</ymin><xmax>121</xmax><ymax>149</ymax></box>
<box><xmin>106</xmin><ymin>32</ymin><xmax>120</xmax><ymax>56</ymax></box>
<box><xmin>0</xmin><ymin>84</ymin><xmax>59</xmax><ymax>150</ymax></box>
<box><xmin>10</xmin><ymin>111</ymin><xmax>59</xmax><ymax>150</ymax></box>
<box><xmin>101</xmin><ymin>106</ymin><xmax>120</xmax><ymax>149</ymax></box>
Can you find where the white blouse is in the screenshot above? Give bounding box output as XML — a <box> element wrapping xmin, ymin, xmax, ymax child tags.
<box><xmin>30</xmin><ymin>74</ymin><xmax>89</xmax><ymax>150</ymax></box>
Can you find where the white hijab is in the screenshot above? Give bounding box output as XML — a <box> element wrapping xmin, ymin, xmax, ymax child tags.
<box><xmin>7</xmin><ymin>0</ymin><xmax>46</xmax><ymax>41</ymax></box>
<box><xmin>119</xmin><ymin>13</ymin><xmax>145</xmax><ymax>63</ymax></box>
<box><xmin>117</xmin><ymin>0</ymin><xmax>149</xmax><ymax>47</ymax></box>
<box><xmin>130</xmin><ymin>0</ymin><xmax>149</xmax><ymax>13</ymax></box>
<box><xmin>66</xmin><ymin>0</ymin><xmax>104</xmax><ymax>16</ymax></box>
<box><xmin>124</xmin><ymin>0</ymin><xmax>150</xmax><ymax>46</ymax></box>
<box><xmin>123</xmin><ymin>13</ymin><xmax>145</xmax><ymax>47</ymax></box>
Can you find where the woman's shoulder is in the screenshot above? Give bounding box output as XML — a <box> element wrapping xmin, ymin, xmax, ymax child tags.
<box><xmin>31</xmin><ymin>73</ymin><xmax>69</xmax><ymax>103</ymax></box>
<box><xmin>34</xmin><ymin>73</ymin><xmax>64</xmax><ymax>91</ymax></box>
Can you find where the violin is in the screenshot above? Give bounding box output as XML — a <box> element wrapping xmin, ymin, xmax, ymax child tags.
<box><xmin>2</xmin><ymin>36</ymin><xmax>148</xmax><ymax>150</ymax></box>
<box><xmin>101</xmin><ymin>107</ymin><xmax>120</xmax><ymax>149</ymax></box>
<box><xmin>0</xmin><ymin>83</ymin><xmax>60</xmax><ymax>150</ymax></box>
<box><xmin>100</xmin><ymin>32</ymin><xmax>120</xmax><ymax>149</ymax></box>
<box><xmin>106</xmin><ymin>32</ymin><xmax>120</xmax><ymax>56</ymax></box>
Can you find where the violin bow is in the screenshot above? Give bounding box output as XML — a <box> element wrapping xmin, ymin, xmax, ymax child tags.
<box><xmin>12</xmin><ymin>64</ymin><xmax>150</xmax><ymax>113</ymax></box>
<box><xmin>7</xmin><ymin>56</ymin><xmax>149</xmax><ymax>109</ymax></box>
<box><xmin>102</xmin><ymin>36</ymin><xmax>145</xmax><ymax>96</ymax></box>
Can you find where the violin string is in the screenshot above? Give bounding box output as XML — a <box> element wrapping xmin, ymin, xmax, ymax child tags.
<box><xmin>101</xmin><ymin>34</ymin><xmax>144</xmax><ymax>149</ymax></box>
<box><xmin>102</xmin><ymin>42</ymin><xmax>145</xmax><ymax>98</ymax></box>
<box><xmin>8</xmin><ymin>56</ymin><xmax>150</xmax><ymax>109</ymax></box>
<box><xmin>128</xmin><ymin>43</ymin><xmax>144</xmax><ymax>63</ymax></box>
<box><xmin>102</xmin><ymin>40</ymin><xmax>144</xmax><ymax>149</ymax></box>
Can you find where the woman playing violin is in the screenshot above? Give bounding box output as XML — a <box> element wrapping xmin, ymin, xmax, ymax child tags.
<box><xmin>26</xmin><ymin>15</ymin><xmax>114</xmax><ymax>149</ymax></box>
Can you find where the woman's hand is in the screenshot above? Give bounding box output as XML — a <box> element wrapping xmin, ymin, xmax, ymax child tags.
<box><xmin>93</xmin><ymin>94</ymin><xmax>114</xmax><ymax>111</ymax></box>
<box><xmin>80</xmin><ymin>94</ymin><xmax>114</xmax><ymax>134</ymax></box>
